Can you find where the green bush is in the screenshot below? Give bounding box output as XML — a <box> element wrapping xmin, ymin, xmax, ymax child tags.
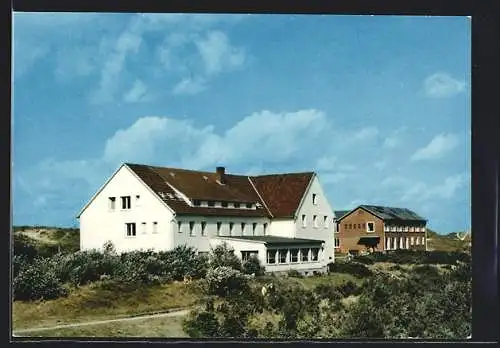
<box><xmin>208</xmin><ymin>243</ymin><xmax>242</xmax><ymax>271</ymax></box>
<box><xmin>13</xmin><ymin>234</ymin><xmax>38</xmax><ymax>261</ymax></box>
<box><xmin>337</xmin><ymin>280</ymin><xmax>360</xmax><ymax>297</ymax></box>
<box><xmin>242</xmin><ymin>256</ymin><xmax>265</xmax><ymax>276</ymax></box>
<box><xmin>354</xmin><ymin>254</ymin><xmax>376</xmax><ymax>265</ymax></box>
<box><xmin>205</xmin><ymin>266</ymin><xmax>250</xmax><ymax>298</ymax></box>
<box><xmin>314</xmin><ymin>283</ymin><xmax>342</xmax><ymax>303</ymax></box>
<box><xmin>328</xmin><ymin>261</ymin><xmax>373</xmax><ymax>278</ymax></box>
<box><xmin>287</xmin><ymin>269</ymin><xmax>303</xmax><ymax>278</ymax></box>
<box><xmin>13</xmin><ymin>259</ymin><xmax>68</xmax><ymax>301</ymax></box>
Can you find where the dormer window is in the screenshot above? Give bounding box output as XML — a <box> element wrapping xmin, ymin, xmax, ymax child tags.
<box><xmin>245</xmin><ymin>203</ymin><xmax>253</xmax><ymax>209</ymax></box>
<box><xmin>312</xmin><ymin>193</ymin><xmax>317</xmax><ymax>205</ymax></box>
<box><xmin>222</xmin><ymin>202</ymin><xmax>228</xmax><ymax>208</ymax></box>
<box><xmin>193</xmin><ymin>200</ymin><xmax>201</xmax><ymax>206</ymax></box>
<box><xmin>207</xmin><ymin>201</ymin><xmax>215</xmax><ymax>207</ymax></box>
<box><xmin>234</xmin><ymin>203</ymin><xmax>240</xmax><ymax>208</ymax></box>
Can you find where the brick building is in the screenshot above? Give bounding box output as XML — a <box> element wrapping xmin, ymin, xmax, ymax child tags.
<box><xmin>336</xmin><ymin>205</ymin><xmax>427</xmax><ymax>255</ymax></box>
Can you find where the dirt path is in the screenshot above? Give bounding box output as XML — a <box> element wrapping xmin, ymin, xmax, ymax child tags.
<box><xmin>13</xmin><ymin>308</ymin><xmax>191</xmax><ymax>336</ymax></box>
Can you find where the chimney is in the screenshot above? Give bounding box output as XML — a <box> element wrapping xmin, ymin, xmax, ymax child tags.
<box><xmin>216</xmin><ymin>166</ymin><xmax>226</xmax><ymax>184</ymax></box>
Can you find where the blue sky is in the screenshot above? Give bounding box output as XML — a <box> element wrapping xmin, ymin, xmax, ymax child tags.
<box><xmin>12</xmin><ymin>13</ymin><xmax>471</xmax><ymax>233</ymax></box>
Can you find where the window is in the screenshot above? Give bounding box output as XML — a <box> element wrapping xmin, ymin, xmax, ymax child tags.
<box><xmin>229</xmin><ymin>222</ymin><xmax>234</xmax><ymax>235</ymax></box>
<box><xmin>126</xmin><ymin>223</ymin><xmax>136</xmax><ymax>237</ymax></box>
<box><xmin>358</xmin><ymin>224</ymin><xmax>361</xmax><ymax>229</ymax></box>
<box><xmin>263</xmin><ymin>223</ymin><xmax>268</xmax><ymax>235</ymax></box>
<box><xmin>108</xmin><ymin>197</ymin><xmax>116</xmax><ymax>210</ymax></box>
<box><xmin>278</xmin><ymin>250</ymin><xmax>288</xmax><ymax>264</ymax></box>
<box><xmin>177</xmin><ymin>221</ymin><xmax>182</xmax><ymax>233</ymax></box>
<box><xmin>362</xmin><ymin>223</ymin><xmax>366</xmax><ymax>229</ymax></box>
<box><xmin>301</xmin><ymin>214</ymin><xmax>307</xmax><ymax>228</ymax></box>
<box><xmin>252</xmin><ymin>223</ymin><xmax>257</xmax><ymax>235</ymax></box>
<box><xmin>313</xmin><ymin>215</ymin><xmax>318</xmax><ymax>228</ymax></box>
<box><xmin>234</xmin><ymin>203</ymin><xmax>240</xmax><ymax>208</ymax></box>
<box><xmin>415</xmin><ymin>237</ymin><xmax>420</xmax><ymax>245</ymax></box>
<box><xmin>201</xmin><ymin>221</ymin><xmax>207</xmax><ymax>236</ymax></box>
<box><xmin>301</xmin><ymin>248</ymin><xmax>309</xmax><ymax>262</ymax></box>
<box><xmin>189</xmin><ymin>221</ymin><xmax>195</xmax><ymax>236</ymax></box>
<box><xmin>153</xmin><ymin>222</ymin><xmax>158</xmax><ymax>234</ymax></box>
<box><xmin>367</xmin><ymin>222</ymin><xmax>375</xmax><ymax>232</ymax></box>
<box><xmin>246</xmin><ymin>203</ymin><xmax>253</xmax><ymax>209</ymax></box>
<box><xmin>141</xmin><ymin>222</ymin><xmax>147</xmax><ymax>234</ymax></box>
<box><xmin>334</xmin><ymin>238</ymin><xmax>340</xmax><ymax>247</ymax></box>
<box><xmin>344</xmin><ymin>224</ymin><xmax>348</xmax><ymax>229</ymax></box>
<box><xmin>267</xmin><ymin>250</ymin><xmax>276</xmax><ymax>264</ymax></box>
<box><xmin>241</xmin><ymin>222</ymin><xmax>246</xmax><ymax>234</ymax></box>
<box><xmin>135</xmin><ymin>195</ymin><xmax>141</xmax><ymax>207</ymax></box>
<box><xmin>217</xmin><ymin>222</ymin><xmax>222</xmax><ymax>235</ymax></box>
<box><xmin>324</xmin><ymin>216</ymin><xmax>329</xmax><ymax>228</ymax></box>
<box><xmin>222</xmin><ymin>201</ymin><xmax>228</xmax><ymax>208</ymax></box>
<box><xmin>241</xmin><ymin>250</ymin><xmax>258</xmax><ymax>262</ymax></box>
<box><xmin>312</xmin><ymin>193</ymin><xmax>317</xmax><ymax>205</ymax></box>
<box><xmin>348</xmin><ymin>224</ymin><xmax>352</xmax><ymax>229</ymax></box>
<box><xmin>311</xmin><ymin>248</ymin><xmax>319</xmax><ymax>261</ymax></box>
<box><xmin>193</xmin><ymin>200</ymin><xmax>201</xmax><ymax>206</ymax></box>
<box><xmin>421</xmin><ymin>237</ymin><xmax>425</xmax><ymax>245</ymax></box>
<box><xmin>410</xmin><ymin>236</ymin><xmax>414</xmax><ymax>245</ymax></box>
<box><xmin>207</xmin><ymin>201</ymin><xmax>215</xmax><ymax>207</ymax></box>
<box><xmin>290</xmin><ymin>249</ymin><xmax>299</xmax><ymax>263</ymax></box>
<box><xmin>121</xmin><ymin>196</ymin><xmax>131</xmax><ymax>209</ymax></box>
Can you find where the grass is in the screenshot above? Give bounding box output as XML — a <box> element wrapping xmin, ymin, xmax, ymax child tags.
<box><xmin>13</xmin><ymin>280</ymin><xmax>201</xmax><ymax>331</ymax></box>
<box><xmin>19</xmin><ymin>315</ymin><xmax>188</xmax><ymax>338</ymax></box>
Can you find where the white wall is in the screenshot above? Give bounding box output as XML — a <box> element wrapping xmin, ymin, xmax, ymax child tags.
<box><xmin>294</xmin><ymin>175</ymin><xmax>335</xmax><ymax>264</ymax></box>
<box><xmin>79</xmin><ymin>165</ymin><xmax>175</xmax><ymax>253</ymax></box>
<box><xmin>210</xmin><ymin>237</ymin><xmax>325</xmax><ymax>273</ymax></box>
<box><xmin>175</xmin><ymin>216</ymin><xmax>270</xmax><ymax>253</ymax></box>
<box><xmin>268</xmin><ymin>219</ymin><xmax>295</xmax><ymax>238</ymax></box>
<box><xmin>209</xmin><ymin>237</ymin><xmax>267</xmax><ymax>265</ymax></box>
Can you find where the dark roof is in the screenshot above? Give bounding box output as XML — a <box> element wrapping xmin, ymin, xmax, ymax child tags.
<box><xmin>215</xmin><ymin>235</ymin><xmax>324</xmax><ymax>246</ymax></box>
<box><xmin>126</xmin><ymin>163</ymin><xmax>314</xmax><ymax>218</ymax></box>
<box><xmin>360</xmin><ymin>205</ymin><xmax>426</xmax><ymax>222</ymax></box>
<box><xmin>249</xmin><ymin>172</ymin><xmax>314</xmax><ymax>218</ymax></box>
<box><xmin>334</xmin><ymin>210</ymin><xmax>350</xmax><ymax>219</ymax></box>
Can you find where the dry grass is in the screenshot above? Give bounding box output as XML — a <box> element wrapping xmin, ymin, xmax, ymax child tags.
<box><xmin>19</xmin><ymin>315</ymin><xmax>188</xmax><ymax>338</ymax></box>
<box><xmin>13</xmin><ymin>280</ymin><xmax>201</xmax><ymax>331</ymax></box>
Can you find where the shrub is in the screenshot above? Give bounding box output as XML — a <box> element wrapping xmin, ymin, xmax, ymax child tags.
<box><xmin>328</xmin><ymin>261</ymin><xmax>373</xmax><ymax>278</ymax></box>
<box><xmin>287</xmin><ymin>269</ymin><xmax>303</xmax><ymax>278</ymax></box>
<box><xmin>205</xmin><ymin>266</ymin><xmax>250</xmax><ymax>297</ymax></box>
<box><xmin>337</xmin><ymin>280</ymin><xmax>360</xmax><ymax>297</ymax></box>
<box><xmin>13</xmin><ymin>233</ymin><xmax>38</xmax><ymax>260</ymax></box>
<box><xmin>13</xmin><ymin>260</ymin><xmax>68</xmax><ymax>301</ymax></box>
<box><xmin>242</xmin><ymin>256</ymin><xmax>265</xmax><ymax>276</ymax></box>
<box><xmin>12</xmin><ymin>255</ymin><xmax>28</xmax><ymax>278</ymax></box>
<box><xmin>208</xmin><ymin>243</ymin><xmax>242</xmax><ymax>271</ymax></box>
<box><xmin>314</xmin><ymin>283</ymin><xmax>342</xmax><ymax>302</ymax></box>
<box><xmin>53</xmin><ymin>249</ymin><xmax>120</xmax><ymax>286</ymax></box>
<box><xmin>355</xmin><ymin>254</ymin><xmax>375</xmax><ymax>265</ymax></box>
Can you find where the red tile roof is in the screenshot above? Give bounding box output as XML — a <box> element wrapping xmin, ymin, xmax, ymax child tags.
<box><xmin>126</xmin><ymin>163</ymin><xmax>314</xmax><ymax>219</ymax></box>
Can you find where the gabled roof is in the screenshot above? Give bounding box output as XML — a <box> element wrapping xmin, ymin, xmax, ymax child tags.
<box><xmin>249</xmin><ymin>172</ymin><xmax>315</xmax><ymax>218</ymax></box>
<box><xmin>338</xmin><ymin>204</ymin><xmax>427</xmax><ymax>222</ymax></box>
<box><xmin>334</xmin><ymin>210</ymin><xmax>350</xmax><ymax>219</ymax></box>
<box><xmin>125</xmin><ymin>163</ymin><xmax>315</xmax><ymax>218</ymax></box>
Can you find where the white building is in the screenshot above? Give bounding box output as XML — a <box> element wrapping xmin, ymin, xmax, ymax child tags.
<box><xmin>77</xmin><ymin>163</ymin><xmax>335</xmax><ymax>274</ymax></box>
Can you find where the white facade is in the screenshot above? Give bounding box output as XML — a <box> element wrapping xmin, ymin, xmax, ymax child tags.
<box><xmin>293</xmin><ymin>176</ymin><xmax>335</xmax><ymax>262</ymax></box>
<box><xmin>78</xmin><ymin>165</ymin><xmax>335</xmax><ymax>271</ymax></box>
<box><xmin>79</xmin><ymin>165</ymin><xmax>175</xmax><ymax>253</ymax></box>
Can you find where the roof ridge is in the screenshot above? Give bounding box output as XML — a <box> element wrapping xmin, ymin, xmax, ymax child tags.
<box><xmin>251</xmin><ymin>171</ymin><xmax>315</xmax><ymax>178</ymax></box>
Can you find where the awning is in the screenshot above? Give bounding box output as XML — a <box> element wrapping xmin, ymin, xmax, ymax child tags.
<box><xmin>357</xmin><ymin>236</ymin><xmax>381</xmax><ymax>246</ymax></box>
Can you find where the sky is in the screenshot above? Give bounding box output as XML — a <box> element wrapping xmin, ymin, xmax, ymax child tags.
<box><xmin>12</xmin><ymin>13</ymin><xmax>471</xmax><ymax>233</ymax></box>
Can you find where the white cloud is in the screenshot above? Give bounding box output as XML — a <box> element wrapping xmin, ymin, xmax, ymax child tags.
<box><xmin>424</xmin><ymin>72</ymin><xmax>466</xmax><ymax>98</ymax></box>
<box><xmin>411</xmin><ymin>133</ymin><xmax>459</xmax><ymax>161</ymax></box>
<box><xmin>321</xmin><ymin>173</ymin><xmax>348</xmax><ymax>184</ymax></box>
<box><xmin>401</xmin><ymin>174</ymin><xmax>467</xmax><ymax>202</ymax></box>
<box><xmin>315</xmin><ymin>156</ymin><xmax>337</xmax><ymax>171</ymax></box>
<box><xmin>172</xmin><ymin>77</ymin><xmax>207</xmax><ymax>95</ymax></box>
<box><xmin>354</xmin><ymin>126</ymin><xmax>379</xmax><ymax>141</ymax></box>
<box><xmin>195</xmin><ymin>30</ymin><xmax>246</xmax><ymax>75</ymax></box>
<box><xmin>123</xmin><ymin>79</ymin><xmax>150</xmax><ymax>103</ymax></box>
